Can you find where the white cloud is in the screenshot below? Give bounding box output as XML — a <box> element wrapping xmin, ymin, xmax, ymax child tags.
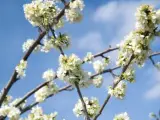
<box><xmin>145</xmin><ymin>69</ymin><xmax>160</xmax><ymax>100</ymax></box>
<box><xmin>77</xmin><ymin>32</ymin><xmax>105</xmax><ymax>52</ymax></box>
<box><xmin>145</xmin><ymin>84</ymin><xmax>160</xmax><ymax>99</ymax></box>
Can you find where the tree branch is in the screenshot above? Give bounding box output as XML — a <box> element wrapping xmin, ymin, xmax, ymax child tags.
<box><xmin>93</xmin><ymin>47</ymin><xmax>119</xmax><ymax>58</ymax></box>
<box><xmin>0</xmin><ymin>0</ymin><xmax>72</xmax><ymax>107</ymax></box>
<box><xmin>0</xmin><ymin>31</ymin><xmax>46</xmax><ymax>107</ymax></box>
<box><xmin>20</xmin><ymin>85</ymin><xmax>72</xmax><ymax>114</ymax></box>
<box><xmin>74</xmin><ymin>83</ymin><xmax>90</xmax><ymax>120</ymax></box>
<box><xmin>93</xmin><ymin>55</ymin><xmax>134</xmax><ymax>120</ymax></box>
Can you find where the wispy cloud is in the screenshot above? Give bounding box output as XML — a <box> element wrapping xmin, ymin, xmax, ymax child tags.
<box><xmin>77</xmin><ymin>32</ymin><xmax>105</xmax><ymax>52</ymax></box>
<box><xmin>145</xmin><ymin>69</ymin><xmax>160</xmax><ymax>100</ymax></box>
<box><xmin>145</xmin><ymin>84</ymin><xmax>160</xmax><ymax>99</ymax></box>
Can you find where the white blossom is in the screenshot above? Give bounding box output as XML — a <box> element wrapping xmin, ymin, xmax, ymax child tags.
<box><xmin>156</xmin><ymin>9</ymin><xmax>160</xmax><ymax>24</ymax></box>
<box><xmin>108</xmin><ymin>81</ymin><xmax>127</xmax><ymax>99</ymax></box>
<box><xmin>69</xmin><ymin>0</ymin><xmax>84</xmax><ymax>11</ymax></box>
<box><xmin>65</xmin><ymin>9</ymin><xmax>82</xmax><ymax>23</ymax></box>
<box><xmin>122</xmin><ymin>67</ymin><xmax>135</xmax><ymax>83</ymax></box>
<box><xmin>42</xmin><ymin>69</ymin><xmax>56</xmax><ymax>81</ymax></box>
<box><xmin>57</xmin><ymin>54</ymin><xmax>91</xmax><ymax>87</ymax></box>
<box><xmin>7</xmin><ymin>107</ymin><xmax>20</xmax><ymax>120</ymax></box>
<box><xmin>135</xmin><ymin>5</ymin><xmax>156</xmax><ymax>31</ymax></box>
<box><xmin>93</xmin><ymin>60</ymin><xmax>106</xmax><ymax>73</ymax></box>
<box><xmin>34</xmin><ymin>82</ymin><xmax>58</xmax><ymax>102</ymax></box>
<box><xmin>23</xmin><ymin>0</ymin><xmax>60</xmax><ymax>28</ymax></box>
<box><xmin>113</xmin><ymin>112</ymin><xmax>130</xmax><ymax>120</ymax></box>
<box><xmin>117</xmin><ymin>5</ymin><xmax>160</xmax><ymax>67</ymax></box>
<box><xmin>92</xmin><ymin>75</ymin><xmax>103</xmax><ymax>88</ymax></box>
<box><xmin>15</xmin><ymin>60</ymin><xmax>27</xmax><ymax>78</ymax></box>
<box><xmin>41</xmin><ymin>37</ymin><xmax>54</xmax><ymax>53</ymax></box>
<box><xmin>22</xmin><ymin>39</ymin><xmax>41</xmax><ymax>52</ymax></box>
<box><xmin>73</xmin><ymin>97</ymin><xmax>100</xmax><ymax>118</ymax></box>
<box><xmin>84</xmin><ymin>52</ymin><xmax>94</xmax><ymax>63</ymax></box>
<box><xmin>0</xmin><ymin>106</ymin><xmax>20</xmax><ymax>120</ymax></box>
<box><xmin>10</xmin><ymin>98</ymin><xmax>26</xmax><ymax>109</ymax></box>
<box><xmin>65</xmin><ymin>0</ymin><xmax>84</xmax><ymax>23</ymax></box>
<box><xmin>22</xmin><ymin>106</ymin><xmax>57</xmax><ymax>120</ymax></box>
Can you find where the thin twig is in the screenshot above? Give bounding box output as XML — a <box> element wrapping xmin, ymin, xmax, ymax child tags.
<box><xmin>49</xmin><ymin>26</ymin><xmax>65</xmax><ymax>55</ymax></box>
<box><xmin>93</xmin><ymin>47</ymin><xmax>119</xmax><ymax>58</ymax></box>
<box><xmin>74</xmin><ymin>83</ymin><xmax>90</xmax><ymax>120</ymax></box>
<box><xmin>90</xmin><ymin>66</ymin><xmax>121</xmax><ymax>79</ymax></box>
<box><xmin>149</xmin><ymin>52</ymin><xmax>160</xmax><ymax>57</ymax></box>
<box><xmin>93</xmin><ymin>55</ymin><xmax>134</xmax><ymax>120</ymax></box>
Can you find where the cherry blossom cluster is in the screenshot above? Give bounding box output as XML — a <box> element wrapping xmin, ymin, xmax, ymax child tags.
<box><xmin>23</xmin><ymin>0</ymin><xmax>61</xmax><ymax>28</ymax></box>
<box><xmin>41</xmin><ymin>34</ymin><xmax>70</xmax><ymax>53</ymax></box>
<box><xmin>108</xmin><ymin>81</ymin><xmax>127</xmax><ymax>99</ymax></box>
<box><xmin>73</xmin><ymin>97</ymin><xmax>100</xmax><ymax>118</ymax></box>
<box><xmin>34</xmin><ymin>69</ymin><xmax>58</xmax><ymax>102</ymax></box>
<box><xmin>113</xmin><ymin>112</ymin><xmax>130</xmax><ymax>120</ymax></box>
<box><xmin>15</xmin><ymin>60</ymin><xmax>27</xmax><ymax>78</ymax></box>
<box><xmin>117</xmin><ymin>5</ymin><xmax>160</xmax><ymax>67</ymax></box>
<box><xmin>57</xmin><ymin>54</ymin><xmax>91</xmax><ymax>87</ymax></box>
<box><xmin>0</xmin><ymin>96</ymin><xmax>27</xmax><ymax>120</ymax></box>
<box><xmin>65</xmin><ymin>0</ymin><xmax>85</xmax><ymax>23</ymax></box>
<box><xmin>20</xmin><ymin>106</ymin><xmax>57</xmax><ymax>120</ymax></box>
<box><xmin>111</xmin><ymin>5</ymin><xmax>160</xmax><ymax>100</ymax></box>
<box><xmin>23</xmin><ymin>0</ymin><xmax>85</xmax><ymax>29</ymax></box>
<box><xmin>22</xmin><ymin>39</ymin><xmax>41</xmax><ymax>52</ymax></box>
<box><xmin>0</xmin><ymin>106</ymin><xmax>20</xmax><ymax>120</ymax></box>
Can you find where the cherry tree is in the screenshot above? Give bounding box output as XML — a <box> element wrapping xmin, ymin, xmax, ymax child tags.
<box><xmin>0</xmin><ymin>0</ymin><xmax>160</xmax><ymax>120</ymax></box>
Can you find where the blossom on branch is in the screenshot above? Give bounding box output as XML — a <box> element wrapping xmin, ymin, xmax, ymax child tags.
<box><xmin>34</xmin><ymin>82</ymin><xmax>58</xmax><ymax>102</ymax></box>
<box><xmin>65</xmin><ymin>0</ymin><xmax>84</xmax><ymax>23</ymax></box>
<box><xmin>22</xmin><ymin>39</ymin><xmax>41</xmax><ymax>52</ymax></box>
<box><xmin>73</xmin><ymin>97</ymin><xmax>100</xmax><ymax>118</ymax></box>
<box><xmin>42</xmin><ymin>69</ymin><xmax>56</xmax><ymax>81</ymax></box>
<box><xmin>0</xmin><ymin>106</ymin><xmax>20</xmax><ymax>120</ymax></box>
<box><xmin>113</xmin><ymin>112</ymin><xmax>130</xmax><ymax>120</ymax></box>
<box><xmin>15</xmin><ymin>60</ymin><xmax>27</xmax><ymax>78</ymax></box>
<box><xmin>21</xmin><ymin>106</ymin><xmax>57</xmax><ymax>120</ymax></box>
<box><xmin>57</xmin><ymin>54</ymin><xmax>91</xmax><ymax>87</ymax></box>
<box><xmin>108</xmin><ymin>81</ymin><xmax>127</xmax><ymax>99</ymax></box>
<box><xmin>23</xmin><ymin>0</ymin><xmax>61</xmax><ymax>28</ymax></box>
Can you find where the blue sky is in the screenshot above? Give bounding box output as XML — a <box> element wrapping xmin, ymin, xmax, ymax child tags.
<box><xmin>0</xmin><ymin>0</ymin><xmax>160</xmax><ymax>120</ymax></box>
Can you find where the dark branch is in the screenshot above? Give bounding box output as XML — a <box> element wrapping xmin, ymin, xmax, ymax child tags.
<box><xmin>20</xmin><ymin>85</ymin><xmax>72</xmax><ymax>114</ymax></box>
<box><xmin>74</xmin><ymin>83</ymin><xmax>90</xmax><ymax>120</ymax></box>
